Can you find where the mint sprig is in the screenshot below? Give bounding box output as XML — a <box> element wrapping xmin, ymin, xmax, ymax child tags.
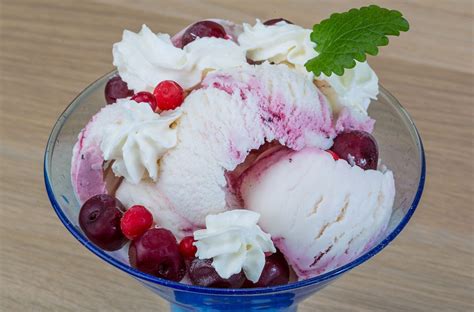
<box><xmin>305</xmin><ymin>5</ymin><xmax>409</xmax><ymax>76</ymax></box>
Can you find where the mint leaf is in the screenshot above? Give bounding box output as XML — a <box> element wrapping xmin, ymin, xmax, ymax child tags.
<box><xmin>305</xmin><ymin>5</ymin><xmax>409</xmax><ymax>76</ymax></box>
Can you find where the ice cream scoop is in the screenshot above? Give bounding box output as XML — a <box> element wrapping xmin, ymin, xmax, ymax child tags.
<box><xmin>71</xmin><ymin>101</ymin><xmax>122</xmax><ymax>203</ymax></box>
<box><xmin>239</xmin><ymin>147</ymin><xmax>395</xmax><ymax>279</ymax></box>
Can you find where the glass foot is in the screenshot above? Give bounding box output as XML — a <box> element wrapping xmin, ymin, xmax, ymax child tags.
<box><xmin>170</xmin><ymin>302</ymin><xmax>298</xmax><ymax>312</ymax></box>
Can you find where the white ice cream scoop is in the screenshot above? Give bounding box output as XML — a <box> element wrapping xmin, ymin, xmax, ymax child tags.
<box><xmin>240</xmin><ymin>147</ymin><xmax>395</xmax><ymax>279</ymax></box>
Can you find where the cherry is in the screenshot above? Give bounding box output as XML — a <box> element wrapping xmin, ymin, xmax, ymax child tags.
<box><xmin>129</xmin><ymin>228</ymin><xmax>186</xmax><ymax>281</ymax></box>
<box><xmin>178</xmin><ymin>236</ymin><xmax>197</xmax><ymax>259</ymax></box>
<box><xmin>243</xmin><ymin>252</ymin><xmax>290</xmax><ymax>288</ymax></box>
<box><xmin>331</xmin><ymin>130</ymin><xmax>379</xmax><ymax>170</ymax></box>
<box><xmin>153</xmin><ymin>80</ymin><xmax>185</xmax><ymax>111</ymax></box>
<box><xmin>120</xmin><ymin>205</ymin><xmax>154</xmax><ymax>240</ymax></box>
<box><xmin>188</xmin><ymin>258</ymin><xmax>245</xmax><ymax>288</ymax></box>
<box><xmin>104</xmin><ymin>76</ymin><xmax>133</xmax><ymax>104</ymax></box>
<box><xmin>263</xmin><ymin>18</ymin><xmax>294</xmax><ymax>26</ymax></box>
<box><xmin>78</xmin><ymin>194</ymin><xmax>128</xmax><ymax>251</ymax></box>
<box><xmin>326</xmin><ymin>150</ymin><xmax>340</xmax><ymax>161</ymax></box>
<box><xmin>131</xmin><ymin>91</ymin><xmax>157</xmax><ymax>111</ymax></box>
<box><xmin>181</xmin><ymin>21</ymin><xmax>226</xmax><ymax>48</ymax></box>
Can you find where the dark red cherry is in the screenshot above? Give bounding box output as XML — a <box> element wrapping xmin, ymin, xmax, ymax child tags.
<box><xmin>331</xmin><ymin>130</ymin><xmax>379</xmax><ymax>170</ymax></box>
<box><xmin>188</xmin><ymin>258</ymin><xmax>245</xmax><ymax>288</ymax></box>
<box><xmin>78</xmin><ymin>194</ymin><xmax>128</xmax><ymax>251</ymax></box>
<box><xmin>181</xmin><ymin>21</ymin><xmax>226</xmax><ymax>48</ymax></box>
<box><xmin>243</xmin><ymin>252</ymin><xmax>290</xmax><ymax>288</ymax></box>
<box><xmin>263</xmin><ymin>18</ymin><xmax>294</xmax><ymax>26</ymax></box>
<box><xmin>129</xmin><ymin>228</ymin><xmax>185</xmax><ymax>282</ymax></box>
<box><xmin>104</xmin><ymin>76</ymin><xmax>133</xmax><ymax>104</ymax></box>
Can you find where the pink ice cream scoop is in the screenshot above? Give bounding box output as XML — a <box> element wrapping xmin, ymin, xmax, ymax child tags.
<box><xmin>71</xmin><ymin>107</ymin><xmax>111</xmax><ymax>203</ymax></box>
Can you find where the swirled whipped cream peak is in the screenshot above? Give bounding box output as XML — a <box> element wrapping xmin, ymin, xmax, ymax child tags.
<box><xmin>100</xmin><ymin>99</ymin><xmax>181</xmax><ymax>184</ymax></box>
<box><xmin>238</xmin><ymin>19</ymin><xmax>316</xmax><ymax>73</ymax></box>
<box><xmin>317</xmin><ymin>61</ymin><xmax>378</xmax><ymax>116</ymax></box>
<box><xmin>71</xmin><ymin>99</ymin><xmax>181</xmax><ymax>202</ymax></box>
<box><xmin>113</xmin><ymin>24</ymin><xmax>246</xmax><ymax>91</ymax></box>
<box><xmin>71</xmin><ymin>10</ymin><xmax>408</xmax><ymax>287</ymax></box>
<box><xmin>194</xmin><ymin>210</ymin><xmax>276</xmax><ymax>283</ymax></box>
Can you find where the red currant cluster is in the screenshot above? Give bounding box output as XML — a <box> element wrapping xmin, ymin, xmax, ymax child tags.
<box><xmin>105</xmin><ymin>75</ymin><xmax>185</xmax><ymax>112</ymax></box>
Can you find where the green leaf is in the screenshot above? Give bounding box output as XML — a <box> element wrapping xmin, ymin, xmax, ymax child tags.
<box><xmin>305</xmin><ymin>5</ymin><xmax>409</xmax><ymax>76</ymax></box>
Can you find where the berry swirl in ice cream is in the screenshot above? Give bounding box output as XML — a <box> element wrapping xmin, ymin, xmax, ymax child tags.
<box><xmin>72</xmin><ymin>6</ymin><xmax>409</xmax><ymax>288</ymax></box>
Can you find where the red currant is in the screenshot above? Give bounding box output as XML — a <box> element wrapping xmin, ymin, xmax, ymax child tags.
<box><xmin>131</xmin><ymin>91</ymin><xmax>157</xmax><ymax>111</ymax></box>
<box><xmin>153</xmin><ymin>80</ymin><xmax>185</xmax><ymax>111</ymax></box>
<box><xmin>179</xmin><ymin>236</ymin><xmax>197</xmax><ymax>259</ymax></box>
<box><xmin>120</xmin><ymin>205</ymin><xmax>154</xmax><ymax>240</ymax></box>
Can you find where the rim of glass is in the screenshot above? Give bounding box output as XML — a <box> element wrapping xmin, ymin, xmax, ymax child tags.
<box><xmin>44</xmin><ymin>71</ymin><xmax>426</xmax><ymax>295</ymax></box>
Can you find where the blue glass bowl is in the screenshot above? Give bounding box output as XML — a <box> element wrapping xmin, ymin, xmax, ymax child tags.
<box><xmin>44</xmin><ymin>71</ymin><xmax>425</xmax><ymax>312</ymax></box>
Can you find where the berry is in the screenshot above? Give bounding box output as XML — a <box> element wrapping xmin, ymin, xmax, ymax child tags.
<box><xmin>188</xmin><ymin>258</ymin><xmax>245</xmax><ymax>288</ymax></box>
<box><xmin>181</xmin><ymin>21</ymin><xmax>227</xmax><ymax>48</ymax></box>
<box><xmin>120</xmin><ymin>205</ymin><xmax>154</xmax><ymax>240</ymax></box>
<box><xmin>105</xmin><ymin>76</ymin><xmax>133</xmax><ymax>104</ymax></box>
<box><xmin>178</xmin><ymin>236</ymin><xmax>197</xmax><ymax>259</ymax></box>
<box><xmin>326</xmin><ymin>150</ymin><xmax>340</xmax><ymax>161</ymax></box>
<box><xmin>153</xmin><ymin>80</ymin><xmax>185</xmax><ymax>111</ymax></box>
<box><xmin>243</xmin><ymin>252</ymin><xmax>290</xmax><ymax>288</ymax></box>
<box><xmin>129</xmin><ymin>228</ymin><xmax>186</xmax><ymax>281</ymax></box>
<box><xmin>131</xmin><ymin>91</ymin><xmax>157</xmax><ymax>111</ymax></box>
<box><xmin>263</xmin><ymin>18</ymin><xmax>294</xmax><ymax>26</ymax></box>
<box><xmin>331</xmin><ymin>130</ymin><xmax>379</xmax><ymax>170</ymax></box>
<box><xmin>78</xmin><ymin>194</ymin><xmax>128</xmax><ymax>251</ymax></box>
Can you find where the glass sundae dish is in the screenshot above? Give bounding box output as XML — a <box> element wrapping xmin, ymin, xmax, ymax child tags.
<box><xmin>45</xmin><ymin>6</ymin><xmax>425</xmax><ymax>311</ymax></box>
